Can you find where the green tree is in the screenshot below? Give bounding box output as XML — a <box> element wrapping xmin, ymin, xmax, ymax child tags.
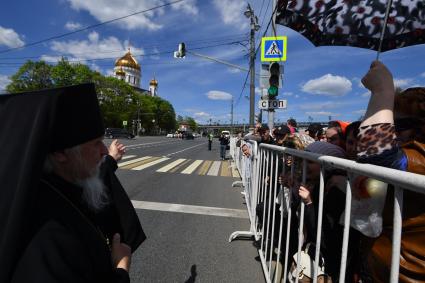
<box><xmin>97</xmin><ymin>76</ymin><xmax>138</xmax><ymax>128</ymax></box>
<box><xmin>6</xmin><ymin>60</ymin><xmax>53</xmax><ymax>93</ymax></box>
<box><xmin>185</xmin><ymin>116</ymin><xmax>198</xmax><ymax>132</ymax></box>
<box><xmin>51</xmin><ymin>58</ymin><xmax>94</xmax><ymax>87</ymax></box>
<box><xmin>5</xmin><ymin>59</ymin><xmax>177</xmax><ymax>135</ymax></box>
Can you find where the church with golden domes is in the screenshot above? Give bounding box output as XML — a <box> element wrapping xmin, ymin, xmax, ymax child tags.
<box><xmin>114</xmin><ymin>48</ymin><xmax>158</xmax><ymax>97</ymax></box>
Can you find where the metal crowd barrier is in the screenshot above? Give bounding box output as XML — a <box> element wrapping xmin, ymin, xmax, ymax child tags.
<box><xmin>229</xmin><ymin>139</ymin><xmax>260</xmax><ymax>241</ymax></box>
<box><xmin>229</xmin><ymin>140</ymin><xmax>425</xmax><ymax>283</ymax></box>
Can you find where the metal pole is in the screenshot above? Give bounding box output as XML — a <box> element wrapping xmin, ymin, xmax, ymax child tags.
<box><xmin>249</xmin><ymin>13</ymin><xmax>256</xmax><ymax>129</ymax></box>
<box><xmin>137</xmin><ymin>101</ymin><xmax>140</xmax><ymax>136</ymax></box>
<box><xmin>268</xmin><ymin>110</ymin><xmax>274</xmax><ymax>131</ymax></box>
<box><xmin>267</xmin><ymin>0</ymin><xmax>277</xmax><ymax>131</ymax></box>
<box><xmin>376</xmin><ymin>0</ymin><xmax>394</xmax><ymax>60</ymax></box>
<box><xmin>231</xmin><ymin>97</ymin><xmax>234</xmax><ymax>135</ymax></box>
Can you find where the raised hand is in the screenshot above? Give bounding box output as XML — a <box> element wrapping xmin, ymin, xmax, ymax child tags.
<box><xmin>361</xmin><ymin>60</ymin><xmax>394</xmax><ymax>95</ymax></box>
<box><xmin>108</xmin><ymin>139</ymin><xmax>126</xmax><ymax>161</ymax></box>
<box><xmin>298</xmin><ymin>185</ymin><xmax>312</xmax><ymax>205</ymax></box>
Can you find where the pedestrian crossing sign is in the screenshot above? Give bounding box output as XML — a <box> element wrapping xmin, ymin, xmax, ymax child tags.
<box><xmin>261</xmin><ymin>36</ymin><xmax>287</xmax><ymax>62</ymax></box>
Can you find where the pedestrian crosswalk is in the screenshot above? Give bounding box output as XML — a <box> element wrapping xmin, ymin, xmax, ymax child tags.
<box><xmin>117</xmin><ymin>156</ymin><xmax>240</xmax><ymax>178</ymax></box>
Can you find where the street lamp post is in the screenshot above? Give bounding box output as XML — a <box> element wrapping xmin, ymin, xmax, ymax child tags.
<box><xmin>152</xmin><ymin>119</ymin><xmax>156</xmax><ymax>135</ymax></box>
<box><xmin>244</xmin><ymin>4</ymin><xmax>260</xmax><ymax>129</ymax></box>
<box><xmin>137</xmin><ymin>100</ymin><xmax>141</xmax><ymax>136</ymax></box>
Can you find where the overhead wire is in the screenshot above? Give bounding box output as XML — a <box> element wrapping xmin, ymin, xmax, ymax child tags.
<box><xmin>0</xmin><ymin>33</ymin><xmax>248</xmax><ymax>61</ymax></box>
<box><xmin>0</xmin><ymin>0</ymin><xmax>187</xmax><ymax>54</ymax></box>
<box><xmin>257</xmin><ymin>0</ymin><xmax>267</xmax><ymax>20</ymax></box>
<box><xmin>0</xmin><ymin>39</ymin><xmax>247</xmax><ymax>65</ymax></box>
<box><xmin>0</xmin><ymin>40</ymin><xmax>248</xmax><ymax>73</ymax></box>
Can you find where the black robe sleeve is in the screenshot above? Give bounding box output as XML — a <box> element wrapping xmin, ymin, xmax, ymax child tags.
<box><xmin>12</xmin><ymin>220</ymin><xmax>129</xmax><ymax>283</ymax></box>
<box><xmin>103</xmin><ymin>154</ymin><xmax>119</xmax><ymax>172</ymax></box>
<box><xmin>99</xmin><ymin>155</ymin><xmax>146</xmax><ymax>252</ymax></box>
<box><xmin>304</xmin><ymin>203</ymin><xmax>317</xmax><ymax>244</ymax></box>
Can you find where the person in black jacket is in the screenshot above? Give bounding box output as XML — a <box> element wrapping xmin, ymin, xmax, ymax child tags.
<box><xmin>218</xmin><ymin>134</ymin><xmax>229</xmax><ymax>160</ymax></box>
<box><xmin>0</xmin><ymin>84</ymin><xmax>145</xmax><ymax>283</ymax></box>
<box><xmin>297</xmin><ymin>142</ymin><xmax>357</xmax><ymax>281</ymax></box>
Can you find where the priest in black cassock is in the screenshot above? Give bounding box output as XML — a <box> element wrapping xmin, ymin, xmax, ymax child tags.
<box><xmin>0</xmin><ymin>83</ymin><xmax>146</xmax><ymax>282</ymax></box>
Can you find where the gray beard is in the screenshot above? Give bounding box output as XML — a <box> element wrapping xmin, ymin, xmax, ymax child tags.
<box><xmin>75</xmin><ymin>163</ymin><xmax>109</xmax><ymax>212</ymax></box>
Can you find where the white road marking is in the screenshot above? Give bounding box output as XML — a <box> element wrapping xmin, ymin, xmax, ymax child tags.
<box><xmin>181</xmin><ymin>160</ymin><xmax>203</xmax><ymax>174</ymax></box>
<box><xmin>230</xmin><ymin>161</ymin><xmax>240</xmax><ymax>178</ymax></box>
<box><xmin>166</xmin><ymin>143</ymin><xmax>205</xmax><ymax>157</ymax></box>
<box><xmin>157</xmin><ymin>159</ymin><xmax>186</xmax><ymax>173</ymax></box>
<box><xmin>132</xmin><ymin>157</ymin><xmax>170</xmax><ymax>170</ymax></box>
<box><xmin>131</xmin><ymin>200</ymin><xmax>248</xmax><ymax>219</ymax></box>
<box><xmin>125</xmin><ymin>141</ymin><xmax>168</xmax><ymax>148</ymax></box>
<box><xmin>118</xmin><ymin>156</ymin><xmax>151</xmax><ymax>167</ymax></box>
<box><xmin>207</xmin><ymin>161</ymin><xmax>221</xmax><ymax>176</ymax></box>
<box><xmin>121</xmin><ymin>155</ymin><xmax>137</xmax><ymax>160</ymax></box>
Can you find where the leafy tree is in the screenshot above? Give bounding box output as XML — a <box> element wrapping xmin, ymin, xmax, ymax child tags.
<box><xmin>5</xmin><ymin>59</ymin><xmax>177</xmax><ymax>134</ymax></box>
<box><xmin>6</xmin><ymin>61</ymin><xmax>53</xmax><ymax>93</ymax></box>
<box><xmin>185</xmin><ymin>116</ymin><xmax>198</xmax><ymax>131</ymax></box>
<box><xmin>97</xmin><ymin>76</ymin><xmax>138</xmax><ymax>128</ymax></box>
<box><xmin>51</xmin><ymin>58</ymin><xmax>94</xmax><ymax>87</ymax></box>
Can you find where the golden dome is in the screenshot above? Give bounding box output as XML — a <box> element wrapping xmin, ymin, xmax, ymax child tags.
<box><xmin>115</xmin><ymin>67</ymin><xmax>126</xmax><ymax>76</ymax></box>
<box><xmin>149</xmin><ymin>78</ymin><xmax>158</xmax><ymax>86</ymax></box>
<box><xmin>115</xmin><ymin>49</ymin><xmax>140</xmax><ymax>70</ymax></box>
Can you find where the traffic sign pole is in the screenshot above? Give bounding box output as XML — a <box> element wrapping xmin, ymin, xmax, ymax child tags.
<box><xmin>268</xmin><ymin>110</ymin><xmax>274</xmax><ymax>132</ymax></box>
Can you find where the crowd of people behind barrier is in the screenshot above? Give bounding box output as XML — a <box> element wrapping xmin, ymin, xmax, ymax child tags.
<box><xmin>236</xmin><ymin>61</ymin><xmax>425</xmax><ymax>283</ymax></box>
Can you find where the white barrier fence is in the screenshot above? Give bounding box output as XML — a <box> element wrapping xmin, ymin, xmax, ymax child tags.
<box><xmin>229</xmin><ymin>139</ymin><xmax>425</xmax><ymax>283</ymax></box>
<box><xmin>229</xmin><ymin>139</ymin><xmax>260</xmax><ymax>241</ymax></box>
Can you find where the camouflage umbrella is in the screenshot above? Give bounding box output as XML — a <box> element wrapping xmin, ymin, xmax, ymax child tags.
<box><xmin>275</xmin><ymin>0</ymin><xmax>425</xmax><ymax>58</ymax></box>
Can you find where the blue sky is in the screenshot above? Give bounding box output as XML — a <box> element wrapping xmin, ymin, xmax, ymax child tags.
<box><xmin>1</xmin><ymin>0</ymin><xmax>424</xmax><ymax>125</ymax></box>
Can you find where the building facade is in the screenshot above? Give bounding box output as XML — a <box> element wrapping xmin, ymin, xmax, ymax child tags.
<box><xmin>114</xmin><ymin>48</ymin><xmax>158</xmax><ymax>97</ymax></box>
<box><xmin>114</xmin><ymin>48</ymin><xmax>141</xmax><ymax>88</ymax></box>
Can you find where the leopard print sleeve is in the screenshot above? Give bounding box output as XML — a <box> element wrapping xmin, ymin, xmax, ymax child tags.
<box><xmin>357</xmin><ymin>123</ymin><xmax>407</xmax><ymax>170</ymax></box>
<box><xmin>357</xmin><ymin>123</ymin><xmax>397</xmax><ymax>157</ymax></box>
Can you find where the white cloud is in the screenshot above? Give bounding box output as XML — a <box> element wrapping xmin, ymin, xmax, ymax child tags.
<box><xmin>194</xmin><ymin>111</ymin><xmax>210</xmax><ymax>117</ymax></box>
<box><xmin>0</xmin><ymin>26</ymin><xmax>24</xmax><ymax>48</ymax></box>
<box><xmin>212</xmin><ymin>0</ymin><xmax>248</xmax><ymax>31</ymax></box>
<box><xmin>301</xmin><ymin>74</ymin><xmax>352</xmax><ymax>96</ymax></box>
<box><xmin>41</xmin><ymin>31</ymin><xmax>144</xmax><ymax>63</ymax></box>
<box><xmin>283</xmin><ymin>92</ymin><xmax>293</xmax><ymax>96</ymax></box>
<box><xmin>352</xmin><ymin>109</ymin><xmax>366</xmax><ymax>115</ymax></box>
<box><xmin>361</xmin><ymin>91</ymin><xmax>371</xmax><ymax>98</ymax></box>
<box><xmin>421</xmin><ymin>72</ymin><xmax>425</xmax><ymax>78</ymax></box>
<box><xmin>394</xmin><ymin>78</ymin><xmax>414</xmax><ymax>88</ymax></box>
<box><xmin>352</xmin><ymin>76</ymin><xmax>366</xmax><ymax>89</ymax></box>
<box><xmin>228</xmin><ymin>68</ymin><xmax>241</xmax><ymax>74</ymax></box>
<box><xmin>299</xmin><ymin>101</ymin><xmax>347</xmax><ymax>111</ymax></box>
<box><xmin>295</xmin><ymin>94</ymin><xmax>300</xmax><ymax>98</ymax></box>
<box><xmin>150</xmin><ymin>47</ymin><xmax>160</xmax><ymax>60</ymax></box>
<box><xmin>105</xmin><ymin>69</ymin><xmax>115</xmax><ymax>76</ymax></box>
<box><xmin>66</xmin><ymin>0</ymin><xmax>197</xmax><ymax>31</ymax></box>
<box><xmin>206</xmin><ymin>90</ymin><xmax>233</xmax><ymax>100</ymax></box>
<box><xmin>40</xmin><ymin>55</ymin><xmax>63</xmax><ymax>62</ymax></box>
<box><xmin>65</xmin><ymin>21</ymin><xmax>82</xmax><ymax>31</ymax></box>
<box><xmin>0</xmin><ymin>74</ymin><xmax>11</xmax><ymax>92</ymax></box>
<box><xmin>171</xmin><ymin>0</ymin><xmax>198</xmax><ymax>16</ymax></box>
<box><xmin>306</xmin><ymin>111</ymin><xmax>337</xmax><ymax>116</ymax></box>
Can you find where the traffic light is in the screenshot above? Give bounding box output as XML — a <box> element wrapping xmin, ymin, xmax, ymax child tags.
<box><xmin>174</xmin><ymin>42</ymin><xmax>186</xmax><ymax>58</ymax></box>
<box><xmin>268</xmin><ymin>62</ymin><xmax>280</xmax><ymax>99</ymax></box>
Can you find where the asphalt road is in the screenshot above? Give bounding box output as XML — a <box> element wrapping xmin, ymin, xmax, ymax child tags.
<box><xmin>108</xmin><ymin>136</ymin><xmax>264</xmax><ymax>282</ymax></box>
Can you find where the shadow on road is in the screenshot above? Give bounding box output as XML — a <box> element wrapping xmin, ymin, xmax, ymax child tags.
<box><xmin>184</xmin><ymin>264</ymin><xmax>197</xmax><ymax>283</ymax></box>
